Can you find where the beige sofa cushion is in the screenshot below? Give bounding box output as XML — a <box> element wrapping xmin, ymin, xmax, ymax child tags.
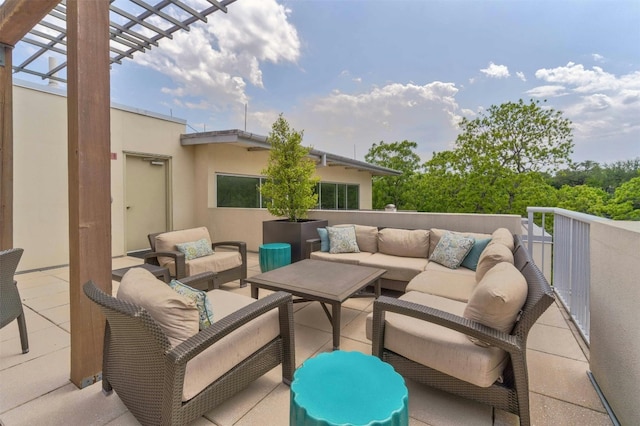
<box><xmin>406</xmin><ymin>262</ymin><xmax>477</xmax><ymax>302</ymax></box>
<box><xmin>378</xmin><ymin>228</ymin><xmax>429</xmax><ymax>258</ymax></box>
<box><xmin>182</xmin><ymin>290</ymin><xmax>280</xmax><ymax>401</ymax></box>
<box><xmin>475</xmin><ymin>242</ymin><xmax>514</xmax><ymax>282</ymax></box>
<box><xmin>491</xmin><ymin>228</ymin><xmax>515</xmax><ymax>251</ymax></box>
<box><xmin>359</xmin><ymin>253</ymin><xmax>428</xmax><ymax>282</ymax></box>
<box><xmin>464</xmin><ymin>262</ymin><xmax>528</xmax><ymax>345</ymax></box>
<box><xmin>310</xmin><ymin>250</ymin><xmax>374</xmax><ymax>265</ymax></box>
<box><xmin>117</xmin><ymin>267</ymin><xmax>199</xmax><ymax>347</ymax></box>
<box><xmin>178</xmin><ymin>251</ymin><xmax>242</xmax><ymax>277</ymax></box>
<box><xmin>155</xmin><ymin>227</ymin><xmax>212</xmax><ymax>268</ymax></box>
<box><xmin>365</xmin><ymin>291</ymin><xmax>508</xmax><ymax>388</ymax></box>
<box><xmin>429</xmin><ymin>228</ymin><xmax>492</xmax><ymax>257</ymax></box>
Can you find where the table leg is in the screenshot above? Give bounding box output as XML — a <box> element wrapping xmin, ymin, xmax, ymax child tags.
<box><xmin>332</xmin><ymin>302</ymin><xmax>341</xmax><ymax>350</ymax></box>
<box><xmin>374</xmin><ymin>278</ymin><xmax>381</xmax><ymax>298</ymax></box>
<box><xmin>251</xmin><ymin>284</ymin><xmax>259</xmax><ymax>299</ymax></box>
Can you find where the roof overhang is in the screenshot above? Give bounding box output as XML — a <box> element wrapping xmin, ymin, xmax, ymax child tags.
<box><xmin>180</xmin><ymin>129</ymin><xmax>403</xmax><ymax>177</ymax></box>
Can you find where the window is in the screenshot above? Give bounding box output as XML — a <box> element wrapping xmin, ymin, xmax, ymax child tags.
<box><xmin>217</xmin><ymin>174</ymin><xmax>265</xmax><ymax>208</ymax></box>
<box><xmin>216</xmin><ymin>174</ymin><xmax>359</xmax><ymax>210</ymax></box>
<box><xmin>317</xmin><ymin>183</ymin><xmax>359</xmax><ymax>210</ymax></box>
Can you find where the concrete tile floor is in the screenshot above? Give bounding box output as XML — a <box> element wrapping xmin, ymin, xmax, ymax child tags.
<box><xmin>0</xmin><ymin>253</ymin><xmax>612</xmax><ymax>425</ymax></box>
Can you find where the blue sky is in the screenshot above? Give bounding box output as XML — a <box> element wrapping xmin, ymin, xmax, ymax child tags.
<box><xmin>16</xmin><ymin>0</ymin><xmax>640</xmax><ymax>165</ymax></box>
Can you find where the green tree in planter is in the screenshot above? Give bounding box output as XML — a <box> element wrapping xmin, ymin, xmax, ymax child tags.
<box><xmin>260</xmin><ymin>114</ymin><xmax>319</xmax><ymax>222</ymax></box>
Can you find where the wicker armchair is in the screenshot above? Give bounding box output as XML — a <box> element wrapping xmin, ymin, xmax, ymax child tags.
<box><xmin>371</xmin><ymin>236</ymin><xmax>554</xmax><ymax>426</ymax></box>
<box><xmin>145</xmin><ymin>227</ymin><xmax>247</xmax><ymax>289</ymax></box>
<box><xmin>83</xmin><ymin>272</ymin><xmax>295</xmax><ymax>426</ymax></box>
<box><xmin>0</xmin><ymin>248</ymin><xmax>29</xmax><ymax>354</ymax></box>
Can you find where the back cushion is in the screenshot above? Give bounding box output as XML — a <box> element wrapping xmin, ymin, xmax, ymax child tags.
<box><xmin>117</xmin><ymin>267</ymin><xmax>199</xmax><ymax>347</ymax></box>
<box><xmin>378</xmin><ymin>228</ymin><xmax>429</xmax><ymax>258</ymax></box>
<box><xmin>155</xmin><ymin>227</ymin><xmax>212</xmax><ymax>267</ymax></box>
<box><xmin>491</xmin><ymin>228</ymin><xmax>515</xmax><ymax>251</ymax></box>
<box><xmin>475</xmin><ymin>242</ymin><xmax>514</xmax><ymax>282</ymax></box>
<box><xmin>463</xmin><ymin>262</ymin><xmax>528</xmax><ymax>345</ymax></box>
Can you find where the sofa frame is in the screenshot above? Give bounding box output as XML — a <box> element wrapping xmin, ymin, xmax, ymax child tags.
<box><xmin>370</xmin><ymin>234</ymin><xmax>554</xmax><ymax>426</ymax></box>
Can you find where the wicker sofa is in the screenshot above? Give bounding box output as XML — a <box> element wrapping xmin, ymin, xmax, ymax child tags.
<box><xmin>307</xmin><ymin>225</ymin><xmax>515</xmax><ymax>294</ymax></box>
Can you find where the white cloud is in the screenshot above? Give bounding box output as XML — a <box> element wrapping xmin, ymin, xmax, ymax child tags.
<box><xmin>134</xmin><ymin>0</ymin><xmax>300</xmax><ymax>111</ymax></box>
<box><xmin>265</xmin><ymin>81</ymin><xmax>464</xmax><ymax>161</ymax></box>
<box><xmin>516</xmin><ymin>71</ymin><xmax>527</xmax><ymax>82</ymax></box>
<box><xmin>531</xmin><ymin>62</ymin><xmax>640</xmax><ymax>156</ymax></box>
<box><xmin>592</xmin><ymin>53</ymin><xmax>605</xmax><ymax>62</ymax></box>
<box><xmin>525</xmin><ymin>85</ymin><xmax>568</xmax><ymax>98</ymax></box>
<box><xmin>480</xmin><ymin>62</ymin><xmax>510</xmax><ymax>79</ymax></box>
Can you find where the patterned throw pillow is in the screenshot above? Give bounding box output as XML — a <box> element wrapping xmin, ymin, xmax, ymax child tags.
<box><xmin>168</xmin><ymin>279</ymin><xmax>214</xmax><ymax>330</ymax></box>
<box><xmin>327</xmin><ymin>226</ymin><xmax>360</xmax><ymax>254</ymax></box>
<box><xmin>175</xmin><ymin>238</ymin><xmax>214</xmax><ymax>261</ymax></box>
<box><xmin>429</xmin><ymin>232</ymin><xmax>475</xmax><ymax>269</ymax></box>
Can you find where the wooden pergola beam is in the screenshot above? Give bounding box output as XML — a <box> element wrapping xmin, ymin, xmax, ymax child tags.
<box><xmin>66</xmin><ymin>0</ymin><xmax>111</xmax><ymax>388</ymax></box>
<box><xmin>0</xmin><ymin>0</ymin><xmax>60</xmax><ymax>46</ymax></box>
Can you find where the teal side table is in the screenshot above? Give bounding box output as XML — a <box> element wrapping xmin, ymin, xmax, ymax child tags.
<box><xmin>259</xmin><ymin>243</ymin><xmax>291</xmax><ymax>272</ymax></box>
<box><xmin>290</xmin><ymin>351</ymin><xmax>408</xmax><ymax>426</ymax></box>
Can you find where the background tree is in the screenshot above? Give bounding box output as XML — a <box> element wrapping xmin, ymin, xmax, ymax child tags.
<box><xmin>423</xmin><ymin>99</ymin><xmax>573</xmax><ymax>214</ymax></box>
<box><xmin>556</xmin><ymin>185</ymin><xmax>610</xmax><ymax>216</ymax></box>
<box><xmin>365</xmin><ymin>140</ymin><xmax>422</xmax><ymax>210</ymax></box>
<box><xmin>260</xmin><ymin>114</ymin><xmax>319</xmax><ymax>221</ymax></box>
<box><xmin>605</xmin><ymin>175</ymin><xmax>640</xmax><ymax>220</ymax></box>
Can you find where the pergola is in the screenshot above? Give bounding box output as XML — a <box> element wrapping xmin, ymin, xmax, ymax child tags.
<box><xmin>0</xmin><ymin>0</ymin><xmax>237</xmax><ymax>388</ymax></box>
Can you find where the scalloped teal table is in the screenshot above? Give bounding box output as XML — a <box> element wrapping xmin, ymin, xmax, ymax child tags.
<box><xmin>290</xmin><ymin>351</ymin><xmax>408</xmax><ymax>426</ymax></box>
<box><xmin>259</xmin><ymin>242</ymin><xmax>291</xmax><ymax>272</ymax></box>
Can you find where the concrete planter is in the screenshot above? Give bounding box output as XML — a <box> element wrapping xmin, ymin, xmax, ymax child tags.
<box><xmin>263</xmin><ymin>219</ymin><xmax>328</xmax><ymax>263</ymax></box>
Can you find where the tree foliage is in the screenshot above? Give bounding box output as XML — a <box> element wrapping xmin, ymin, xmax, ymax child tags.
<box><xmin>260</xmin><ymin>114</ymin><xmax>319</xmax><ymax>221</ymax></box>
<box><xmin>556</xmin><ymin>185</ymin><xmax>610</xmax><ymax>217</ymax></box>
<box><xmin>365</xmin><ymin>140</ymin><xmax>422</xmax><ymax>210</ymax></box>
<box><xmin>605</xmin><ymin>175</ymin><xmax>640</xmax><ymax>220</ymax></box>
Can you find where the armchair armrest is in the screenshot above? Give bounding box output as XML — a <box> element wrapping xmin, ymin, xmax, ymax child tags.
<box><xmin>167</xmin><ymin>291</ymin><xmax>294</xmax><ymax>366</ymax></box>
<box><xmin>371</xmin><ymin>296</ymin><xmax>520</xmax><ymax>358</ymax></box>
<box><xmin>144</xmin><ymin>250</ymin><xmax>186</xmax><ymax>279</ymax></box>
<box><xmin>305</xmin><ymin>238</ymin><xmax>321</xmax><ymax>259</ymax></box>
<box><xmin>179</xmin><ymin>272</ymin><xmax>218</xmax><ymax>291</ymax></box>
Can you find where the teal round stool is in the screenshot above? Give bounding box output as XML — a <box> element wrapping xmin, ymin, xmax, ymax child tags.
<box><xmin>259</xmin><ymin>243</ymin><xmax>291</xmax><ymax>272</ymax></box>
<box><xmin>290</xmin><ymin>351</ymin><xmax>408</xmax><ymax>426</ymax></box>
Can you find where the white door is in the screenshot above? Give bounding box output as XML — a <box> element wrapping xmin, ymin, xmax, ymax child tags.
<box><xmin>125</xmin><ymin>154</ymin><xmax>169</xmax><ymax>253</ymax></box>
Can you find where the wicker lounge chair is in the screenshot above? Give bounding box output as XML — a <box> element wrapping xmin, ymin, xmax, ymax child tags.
<box><xmin>145</xmin><ymin>227</ymin><xmax>247</xmax><ymax>289</ymax></box>
<box><xmin>83</xmin><ymin>271</ymin><xmax>295</xmax><ymax>426</ymax></box>
<box><xmin>0</xmin><ymin>248</ymin><xmax>29</xmax><ymax>354</ymax></box>
<box><xmin>371</xmin><ymin>235</ymin><xmax>554</xmax><ymax>426</ymax></box>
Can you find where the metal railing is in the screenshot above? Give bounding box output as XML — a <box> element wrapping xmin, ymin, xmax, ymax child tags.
<box><xmin>526</xmin><ymin>207</ymin><xmax>609</xmax><ymax>345</ymax></box>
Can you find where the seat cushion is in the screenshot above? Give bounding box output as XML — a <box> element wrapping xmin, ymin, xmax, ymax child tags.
<box><xmin>310</xmin><ymin>251</ymin><xmax>374</xmax><ymax>265</ymax></box>
<box><xmin>117</xmin><ymin>267</ymin><xmax>199</xmax><ymax>347</ymax></box>
<box><xmin>155</xmin><ymin>227</ymin><xmax>212</xmax><ymax>268</ymax></box>
<box><xmin>378</xmin><ymin>228</ymin><xmax>429</xmax><ymax>258</ymax></box>
<box><xmin>464</xmin><ymin>262</ymin><xmax>528</xmax><ymax>346</ymax></box>
<box><xmin>366</xmin><ymin>291</ymin><xmax>508</xmax><ymax>388</ymax></box>
<box><xmin>182</xmin><ymin>290</ymin><xmax>281</xmax><ymax>401</ymax></box>
<box><xmin>359</xmin><ymin>253</ymin><xmax>428</xmax><ymax>282</ymax></box>
<box><xmin>183</xmin><ymin>251</ymin><xmax>243</xmax><ymax>277</ymax></box>
<box><xmin>406</xmin><ymin>263</ymin><xmax>477</xmax><ymax>302</ymax></box>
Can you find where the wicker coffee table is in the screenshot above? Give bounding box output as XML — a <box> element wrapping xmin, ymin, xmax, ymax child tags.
<box><xmin>246</xmin><ymin>259</ymin><xmax>385</xmax><ymax>349</ymax></box>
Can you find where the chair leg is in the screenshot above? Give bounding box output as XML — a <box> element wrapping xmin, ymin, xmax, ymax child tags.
<box><xmin>17</xmin><ymin>312</ymin><xmax>29</xmax><ymax>354</ymax></box>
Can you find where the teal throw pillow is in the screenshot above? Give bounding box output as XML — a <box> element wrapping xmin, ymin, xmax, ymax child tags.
<box><xmin>175</xmin><ymin>238</ymin><xmax>214</xmax><ymax>261</ymax></box>
<box><xmin>461</xmin><ymin>237</ymin><xmax>492</xmax><ymax>271</ymax></box>
<box><xmin>429</xmin><ymin>232</ymin><xmax>475</xmax><ymax>269</ymax></box>
<box><xmin>168</xmin><ymin>279</ymin><xmax>214</xmax><ymax>330</ymax></box>
<box><xmin>317</xmin><ymin>228</ymin><xmax>329</xmax><ymax>252</ymax></box>
<box><xmin>327</xmin><ymin>226</ymin><xmax>360</xmax><ymax>254</ymax></box>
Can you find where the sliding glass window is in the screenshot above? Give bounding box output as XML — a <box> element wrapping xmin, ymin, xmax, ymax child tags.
<box><xmin>317</xmin><ymin>183</ymin><xmax>359</xmax><ymax>210</ymax></box>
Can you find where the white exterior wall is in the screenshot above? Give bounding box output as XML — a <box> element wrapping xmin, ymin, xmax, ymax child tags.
<box><xmin>12</xmin><ymin>82</ymin><xmax>193</xmax><ymax>271</ymax></box>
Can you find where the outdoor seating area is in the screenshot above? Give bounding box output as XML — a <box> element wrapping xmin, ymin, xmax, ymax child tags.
<box><xmin>0</xmin><ymin>251</ymin><xmax>612</xmax><ymax>425</ymax></box>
